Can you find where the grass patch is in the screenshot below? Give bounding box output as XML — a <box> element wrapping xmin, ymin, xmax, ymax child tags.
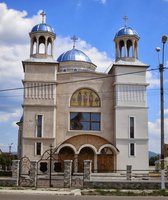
<box><xmin>81</xmin><ymin>189</ymin><xmax>168</xmax><ymax>196</ymax></box>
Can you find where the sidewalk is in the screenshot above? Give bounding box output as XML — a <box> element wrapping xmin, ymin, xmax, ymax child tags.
<box><xmin>0</xmin><ymin>187</ymin><xmax>82</xmax><ymax>196</ymax></box>
<box><xmin>0</xmin><ymin>187</ymin><xmax>168</xmax><ymax>196</ymax></box>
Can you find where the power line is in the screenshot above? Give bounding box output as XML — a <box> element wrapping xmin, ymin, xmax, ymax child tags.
<box><xmin>0</xmin><ymin>87</ymin><xmax>167</xmax><ymax>100</ymax></box>
<box><xmin>0</xmin><ymin>67</ymin><xmax>165</xmax><ymax>93</ymax></box>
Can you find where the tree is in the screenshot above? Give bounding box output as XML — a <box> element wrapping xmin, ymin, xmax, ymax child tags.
<box><xmin>0</xmin><ymin>153</ymin><xmax>17</xmax><ymax>170</ymax></box>
<box><xmin>149</xmin><ymin>155</ymin><xmax>159</xmax><ymax>166</ymax></box>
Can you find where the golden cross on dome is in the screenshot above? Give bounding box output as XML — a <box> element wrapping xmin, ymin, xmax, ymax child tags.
<box><xmin>123</xmin><ymin>16</ymin><xmax>128</xmax><ymax>27</ymax></box>
<box><xmin>71</xmin><ymin>35</ymin><xmax>78</xmax><ymax>49</ymax></box>
<box><xmin>40</xmin><ymin>11</ymin><xmax>46</xmax><ymax>23</ymax></box>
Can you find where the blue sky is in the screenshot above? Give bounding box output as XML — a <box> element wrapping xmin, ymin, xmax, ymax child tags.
<box><xmin>0</xmin><ymin>0</ymin><xmax>168</xmax><ymax>153</ymax></box>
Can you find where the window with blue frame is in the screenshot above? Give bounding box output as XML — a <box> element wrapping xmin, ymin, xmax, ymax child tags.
<box><xmin>70</xmin><ymin>112</ymin><xmax>100</xmax><ymax>131</ymax></box>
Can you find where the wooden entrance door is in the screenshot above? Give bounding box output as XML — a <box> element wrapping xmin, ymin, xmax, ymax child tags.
<box><xmin>97</xmin><ymin>147</ymin><xmax>114</xmax><ymax>172</ymax></box>
<box><xmin>98</xmin><ymin>154</ymin><xmax>114</xmax><ymax>172</ymax></box>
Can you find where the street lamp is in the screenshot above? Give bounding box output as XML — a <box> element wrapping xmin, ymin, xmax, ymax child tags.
<box><xmin>156</xmin><ymin>35</ymin><xmax>167</xmax><ymax>190</ymax></box>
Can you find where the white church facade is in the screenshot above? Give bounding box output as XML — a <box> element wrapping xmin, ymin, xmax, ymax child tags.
<box><xmin>17</xmin><ymin>13</ymin><xmax>149</xmax><ymax>172</ymax></box>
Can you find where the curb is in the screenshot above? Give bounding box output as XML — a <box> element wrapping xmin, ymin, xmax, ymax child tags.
<box><xmin>0</xmin><ymin>188</ymin><xmax>81</xmax><ymax>196</ymax></box>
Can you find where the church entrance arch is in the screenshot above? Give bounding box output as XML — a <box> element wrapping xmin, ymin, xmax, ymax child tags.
<box><xmin>78</xmin><ymin>147</ymin><xmax>94</xmax><ymax>172</ymax></box>
<box><xmin>57</xmin><ymin>146</ymin><xmax>75</xmax><ymax>172</ymax></box>
<box><xmin>58</xmin><ymin>134</ymin><xmax>118</xmax><ymax>173</ymax></box>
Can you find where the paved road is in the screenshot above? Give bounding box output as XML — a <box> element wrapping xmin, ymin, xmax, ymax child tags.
<box><xmin>0</xmin><ymin>192</ymin><xmax>167</xmax><ymax>200</ymax></box>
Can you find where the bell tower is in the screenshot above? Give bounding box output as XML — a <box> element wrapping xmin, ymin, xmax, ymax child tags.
<box><xmin>114</xmin><ymin>16</ymin><xmax>139</xmax><ymax>62</ymax></box>
<box><xmin>29</xmin><ymin>11</ymin><xmax>56</xmax><ymax>59</ymax></box>
<box><xmin>21</xmin><ymin>12</ymin><xmax>58</xmax><ymax>159</ymax></box>
<box><xmin>110</xmin><ymin>18</ymin><xmax>149</xmax><ymax>171</ymax></box>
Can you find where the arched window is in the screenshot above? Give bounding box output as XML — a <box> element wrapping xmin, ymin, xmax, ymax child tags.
<box><xmin>127</xmin><ymin>40</ymin><xmax>133</xmax><ymax>57</ymax></box>
<box><xmin>70</xmin><ymin>88</ymin><xmax>101</xmax><ymax>131</ymax></box>
<box><xmin>70</xmin><ymin>88</ymin><xmax>100</xmax><ymax>107</ymax></box>
<box><xmin>39</xmin><ymin>36</ymin><xmax>45</xmax><ymax>54</ymax></box>
<box><xmin>119</xmin><ymin>40</ymin><xmax>124</xmax><ymax>57</ymax></box>
<box><xmin>32</xmin><ymin>37</ymin><xmax>37</xmax><ymax>54</ymax></box>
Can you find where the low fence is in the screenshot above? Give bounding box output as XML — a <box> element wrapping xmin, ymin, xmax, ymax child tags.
<box><xmin>90</xmin><ymin>169</ymin><xmax>168</xmax><ymax>181</ymax></box>
<box><xmin>1</xmin><ymin>159</ymin><xmax>168</xmax><ymax>189</ymax></box>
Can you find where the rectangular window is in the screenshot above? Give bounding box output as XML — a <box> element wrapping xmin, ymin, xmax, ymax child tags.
<box><xmin>36</xmin><ymin>115</ymin><xmax>43</xmax><ymax>137</ymax></box>
<box><xmin>129</xmin><ymin>143</ymin><xmax>135</xmax><ymax>156</ymax></box>
<box><xmin>36</xmin><ymin>142</ymin><xmax>42</xmax><ymax>155</ymax></box>
<box><xmin>70</xmin><ymin>112</ymin><xmax>100</xmax><ymax>131</ymax></box>
<box><xmin>129</xmin><ymin>117</ymin><xmax>135</xmax><ymax>138</ymax></box>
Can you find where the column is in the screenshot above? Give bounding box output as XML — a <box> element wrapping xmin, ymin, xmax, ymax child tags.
<box><xmin>94</xmin><ymin>154</ymin><xmax>98</xmax><ymax>173</ymax></box>
<box><xmin>115</xmin><ymin>42</ymin><xmax>118</xmax><ymax>60</ymax></box>
<box><xmin>30</xmin><ymin>38</ymin><xmax>33</xmax><ymax>56</ymax></box>
<box><xmin>45</xmin><ymin>37</ymin><xmax>47</xmax><ymax>54</ymax></box>
<box><xmin>136</xmin><ymin>42</ymin><xmax>138</xmax><ymax>59</ymax></box>
<box><xmin>124</xmin><ymin>40</ymin><xmax>127</xmax><ymax>57</ymax></box>
<box><xmin>83</xmin><ymin>160</ymin><xmax>92</xmax><ymax>182</ymax></box>
<box><xmin>12</xmin><ymin>160</ymin><xmax>20</xmax><ymax>186</ymax></box>
<box><xmin>64</xmin><ymin>160</ymin><xmax>72</xmax><ymax>188</ymax></box>
<box><xmin>36</xmin><ymin>37</ymin><xmax>39</xmax><ymax>54</ymax></box>
<box><xmin>126</xmin><ymin>165</ymin><xmax>132</xmax><ymax>180</ymax></box>
<box><xmin>74</xmin><ymin>154</ymin><xmax>78</xmax><ymax>173</ymax></box>
<box><xmin>51</xmin><ymin>39</ymin><xmax>54</xmax><ymax>57</ymax></box>
<box><xmin>30</xmin><ymin>161</ymin><xmax>37</xmax><ymax>187</ymax></box>
<box><xmin>132</xmin><ymin>40</ymin><xmax>135</xmax><ymax>58</ymax></box>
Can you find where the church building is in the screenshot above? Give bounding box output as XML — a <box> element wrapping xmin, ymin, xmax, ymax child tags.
<box><xmin>17</xmin><ymin>13</ymin><xmax>149</xmax><ymax>172</ymax></box>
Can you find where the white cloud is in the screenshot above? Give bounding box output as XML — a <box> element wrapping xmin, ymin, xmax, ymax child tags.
<box><xmin>0</xmin><ymin>108</ymin><xmax>22</xmax><ymax>123</ymax></box>
<box><xmin>0</xmin><ymin>44</ymin><xmax>29</xmax><ymax>89</ymax></box>
<box><xmin>146</xmin><ymin>60</ymin><xmax>168</xmax><ymax>89</ymax></box>
<box><xmin>146</xmin><ymin>71</ymin><xmax>160</xmax><ymax>88</ymax></box>
<box><xmin>0</xmin><ymin>3</ymin><xmax>40</xmax><ymax>45</ymax></box>
<box><xmin>0</xmin><ymin>3</ymin><xmax>112</xmax><ymax>92</ymax></box>
<box><xmin>12</xmin><ymin>121</ymin><xmax>19</xmax><ymax>128</ymax></box>
<box><xmin>0</xmin><ymin>3</ymin><xmax>40</xmax><ymax>89</ymax></box>
<box><xmin>165</xmin><ymin>109</ymin><xmax>168</xmax><ymax>115</ymax></box>
<box><xmin>148</xmin><ymin>117</ymin><xmax>168</xmax><ymax>153</ymax></box>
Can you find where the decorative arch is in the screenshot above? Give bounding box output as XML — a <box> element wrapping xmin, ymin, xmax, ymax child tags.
<box><xmin>78</xmin><ymin>146</ymin><xmax>95</xmax><ymax>172</ymax></box>
<box><xmin>54</xmin><ymin>143</ymin><xmax>77</xmax><ymax>154</ymax></box>
<box><xmin>39</xmin><ymin>36</ymin><xmax>45</xmax><ymax>54</ymax></box>
<box><xmin>70</xmin><ymin>88</ymin><xmax>101</xmax><ymax>107</ymax></box>
<box><xmin>119</xmin><ymin>40</ymin><xmax>124</xmax><ymax>57</ymax></box>
<box><xmin>127</xmin><ymin>39</ymin><xmax>133</xmax><ymax>57</ymax></box>
<box><xmin>53</xmin><ymin>135</ymin><xmax>118</xmax><ymax>173</ymax></box>
<box><xmin>77</xmin><ymin>144</ymin><xmax>97</xmax><ymax>154</ymax></box>
<box><xmin>98</xmin><ymin>144</ymin><xmax>119</xmax><ymax>155</ymax></box>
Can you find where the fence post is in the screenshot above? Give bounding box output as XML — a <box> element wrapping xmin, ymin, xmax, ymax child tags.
<box><xmin>126</xmin><ymin>165</ymin><xmax>132</xmax><ymax>180</ymax></box>
<box><xmin>84</xmin><ymin>160</ymin><xmax>92</xmax><ymax>182</ymax></box>
<box><xmin>12</xmin><ymin>160</ymin><xmax>20</xmax><ymax>186</ymax></box>
<box><xmin>64</xmin><ymin>160</ymin><xmax>72</xmax><ymax>188</ymax></box>
<box><xmin>30</xmin><ymin>161</ymin><xmax>37</xmax><ymax>187</ymax></box>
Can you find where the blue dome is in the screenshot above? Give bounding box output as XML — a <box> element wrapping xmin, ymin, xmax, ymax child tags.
<box><xmin>115</xmin><ymin>26</ymin><xmax>139</xmax><ymax>38</ymax></box>
<box><xmin>57</xmin><ymin>48</ymin><xmax>92</xmax><ymax>63</ymax></box>
<box><xmin>31</xmin><ymin>23</ymin><xmax>55</xmax><ymax>34</ymax></box>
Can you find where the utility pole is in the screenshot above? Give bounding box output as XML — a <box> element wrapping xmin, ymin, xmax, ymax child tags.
<box><xmin>156</xmin><ymin>35</ymin><xmax>167</xmax><ymax>189</ymax></box>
